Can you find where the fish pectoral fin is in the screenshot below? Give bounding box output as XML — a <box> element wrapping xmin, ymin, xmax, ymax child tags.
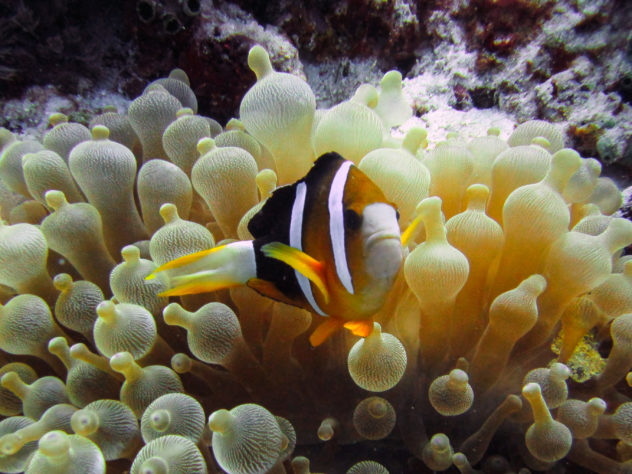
<box><xmin>309</xmin><ymin>318</ymin><xmax>344</xmax><ymax>347</ymax></box>
<box><xmin>343</xmin><ymin>320</ymin><xmax>374</xmax><ymax>338</ymax></box>
<box><xmin>260</xmin><ymin>242</ymin><xmax>330</xmax><ymax>304</ymax></box>
<box><xmin>147</xmin><ymin>242</ymin><xmax>257</xmax><ymax>297</ymax></box>
<box><xmin>401</xmin><ymin>214</ymin><xmax>423</xmax><ymax>247</ymax></box>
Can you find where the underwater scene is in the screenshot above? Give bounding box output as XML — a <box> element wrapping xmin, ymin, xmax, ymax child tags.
<box><xmin>1</xmin><ymin>0</ymin><xmax>632</xmax><ymax>473</ymax></box>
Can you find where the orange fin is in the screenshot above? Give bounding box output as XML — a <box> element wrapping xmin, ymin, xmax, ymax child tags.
<box><xmin>343</xmin><ymin>320</ymin><xmax>374</xmax><ymax>338</ymax></box>
<box><xmin>146</xmin><ymin>245</ymin><xmax>228</xmax><ymax>280</ymax></box>
<box><xmin>261</xmin><ymin>242</ymin><xmax>330</xmax><ymax>304</ymax></box>
<box><xmin>309</xmin><ymin>318</ymin><xmax>344</xmax><ymax>347</ymax></box>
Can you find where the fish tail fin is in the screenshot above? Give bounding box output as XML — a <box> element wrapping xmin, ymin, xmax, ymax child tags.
<box><xmin>146</xmin><ymin>241</ymin><xmax>257</xmax><ymax>297</ymax></box>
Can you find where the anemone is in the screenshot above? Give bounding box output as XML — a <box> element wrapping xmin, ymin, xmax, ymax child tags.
<box><xmin>0</xmin><ymin>44</ymin><xmax>630</xmax><ymax>473</ymax></box>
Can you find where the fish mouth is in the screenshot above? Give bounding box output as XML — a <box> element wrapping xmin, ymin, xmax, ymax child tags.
<box><xmin>364</xmin><ymin>231</ymin><xmax>401</xmax><ymax>254</ymax></box>
<box><xmin>364</xmin><ymin>230</ymin><xmax>403</xmax><ymax>280</ymax></box>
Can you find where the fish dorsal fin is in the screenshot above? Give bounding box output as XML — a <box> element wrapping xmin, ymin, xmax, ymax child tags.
<box><xmin>248</xmin><ymin>152</ymin><xmax>347</xmax><ymax>240</ymax></box>
<box><xmin>247</xmin><ymin>183</ymin><xmax>296</xmax><ymax>239</ymax></box>
<box><xmin>303</xmin><ymin>152</ymin><xmax>346</xmax><ymax>188</ymax></box>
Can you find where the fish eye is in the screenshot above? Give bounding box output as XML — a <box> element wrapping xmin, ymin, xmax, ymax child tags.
<box><xmin>344</xmin><ymin>208</ymin><xmax>362</xmax><ymax>231</ymax></box>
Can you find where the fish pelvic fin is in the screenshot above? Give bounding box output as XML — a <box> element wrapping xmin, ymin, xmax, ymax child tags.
<box><xmin>146</xmin><ymin>241</ymin><xmax>257</xmax><ymax>297</ymax></box>
<box><xmin>309</xmin><ymin>318</ymin><xmax>344</xmax><ymax>347</ymax></box>
<box><xmin>260</xmin><ymin>242</ymin><xmax>330</xmax><ymax>304</ymax></box>
<box><xmin>308</xmin><ymin>318</ymin><xmax>375</xmax><ymax>347</ymax></box>
<box><xmin>343</xmin><ymin>320</ymin><xmax>374</xmax><ymax>338</ymax></box>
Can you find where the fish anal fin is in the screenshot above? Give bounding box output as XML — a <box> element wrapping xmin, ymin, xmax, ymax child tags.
<box><xmin>261</xmin><ymin>242</ymin><xmax>330</xmax><ymax>304</ymax></box>
<box><xmin>247</xmin><ymin>278</ymin><xmax>299</xmax><ymax>307</ymax></box>
<box><xmin>343</xmin><ymin>320</ymin><xmax>374</xmax><ymax>338</ymax></box>
<box><xmin>309</xmin><ymin>318</ymin><xmax>344</xmax><ymax>347</ymax></box>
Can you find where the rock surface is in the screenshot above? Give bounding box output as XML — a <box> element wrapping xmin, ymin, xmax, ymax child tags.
<box><xmin>0</xmin><ymin>0</ymin><xmax>630</xmax><ymax>180</ymax></box>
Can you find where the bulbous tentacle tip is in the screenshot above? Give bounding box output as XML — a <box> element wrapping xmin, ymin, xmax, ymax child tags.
<box><xmin>149</xmin><ymin>409</ymin><xmax>171</xmax><ymax>432</ymax></box>
<box><xmin>168</xmin><ymin>68</ymin><xmax>191</xmax><ymax>84</ymax></box>
<box><xmin>158</xmin><ymin>203</ymin><xmax>180</xmax><ymax>224</ymax></box>
<box><xmin>96</xmin><ymin>300</ymin><xmax>117</xmax><ymax>321</ymax></box>
<box><xmin>109</xmin><ymin>351</ymin><xmax>134</xmax><ymax>373</ymax></box>
<box><xmin>208</xmin><ymin>408</ymin><xmax>231</xmax><ymax>434</ymax></box>
<box><xmin>429</xmin><ymin>369</ymin><xmax>474</xmax><ymax>416</ymax></box>
<box><xmin>587</xmin><ymin>397</ymin><xmax>607</xmax><ymax>415</ymax></box>
<box><xmin>381</xmin><ymin>70</ymin><xmax>403</xmax><ymax>89</ymax></box>
<box><xmin>196</xmin><ymin>137</ymin><xmax>215</xmax><ymax>156</ymax></box>
<box><xmin>225</xmin><ymin>118</ymin><xmax>245</xmax><ymax>131</ymax></box>
<box><xmin>402</xmin><ymin>127</ymin><xmax>428</xmax><ymax>155</ymax></box>
<box><xmin>162</xmin><ymin>302</ymin><xmax>188</xmax><ymax>327</ymax></box>
<box><xmin>531</xmin><ymin>136</ymin><xmax>551</xmax><ymax>149</ymax></box>
<box><xmin>248</xmin><ymin>45</ymin><xmax>274</xmax><ymax>80</ymax></box>
<box><xmin>38</xmin><ymin>430</ymin><xmax>70</xmax><ymax>456</ymax></box>
<box><xmin>255</xmin><ymin>168</ymin><xmax>277</xmax><ymax>199</ymax></box>
<box><xmin>291</xmin><ymin>456</ymin><xmax>311</xmax><ymax>474</ymax></box>
<box><xmin>44</xmin><ymin>190</ymin><xmax>67</xmax><ymax>210</ymax></box>
<box><xmin>176</xmin><ymin>107</ymin><xmax>194</xmax><ymax>118</ymax></box>
<box><xmin>91</xmin><ymin>125</ymin><xmax>110</xmax><ymax>141</ymax></box>
<box><xmin>70</xmin><ymin>409</ymin><xmax>99</xmax><ymax>436</ymax></box>
<box><xmin>317</xmin><ymin>417</ymin><xmax>338</xmax><ymax>441</ymax></box>
<box><xmin>48</xmin><ymin>113</ymin><xmax>69</xmax><ymax>127</ymax></box>
<box><xmin>52</xmin><ymin>273</ymin><xmax>73</xmax><ymax>291</ymax></box>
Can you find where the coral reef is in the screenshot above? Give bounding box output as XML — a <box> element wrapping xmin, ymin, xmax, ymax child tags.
<box><xmin>1</xmin><ymin>41</ymin><xmax>632</xmax><ymax>473</ymax></box>
<box><xmin>2</xmin><ymin>0</ymin><xmax>631</xmax><ymax>171</ymax></box>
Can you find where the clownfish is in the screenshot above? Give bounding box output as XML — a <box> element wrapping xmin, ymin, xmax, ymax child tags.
<box><xmin>147</xmin><ymin>152</ymin><xmax>404</xmax><ymax>346</ymax></box>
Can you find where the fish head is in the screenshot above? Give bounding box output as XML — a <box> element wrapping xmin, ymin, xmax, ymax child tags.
<box><xmin>358</xmin><ymin>202</ymin><xmax>403</xmax><ymax>282</ymax></box>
